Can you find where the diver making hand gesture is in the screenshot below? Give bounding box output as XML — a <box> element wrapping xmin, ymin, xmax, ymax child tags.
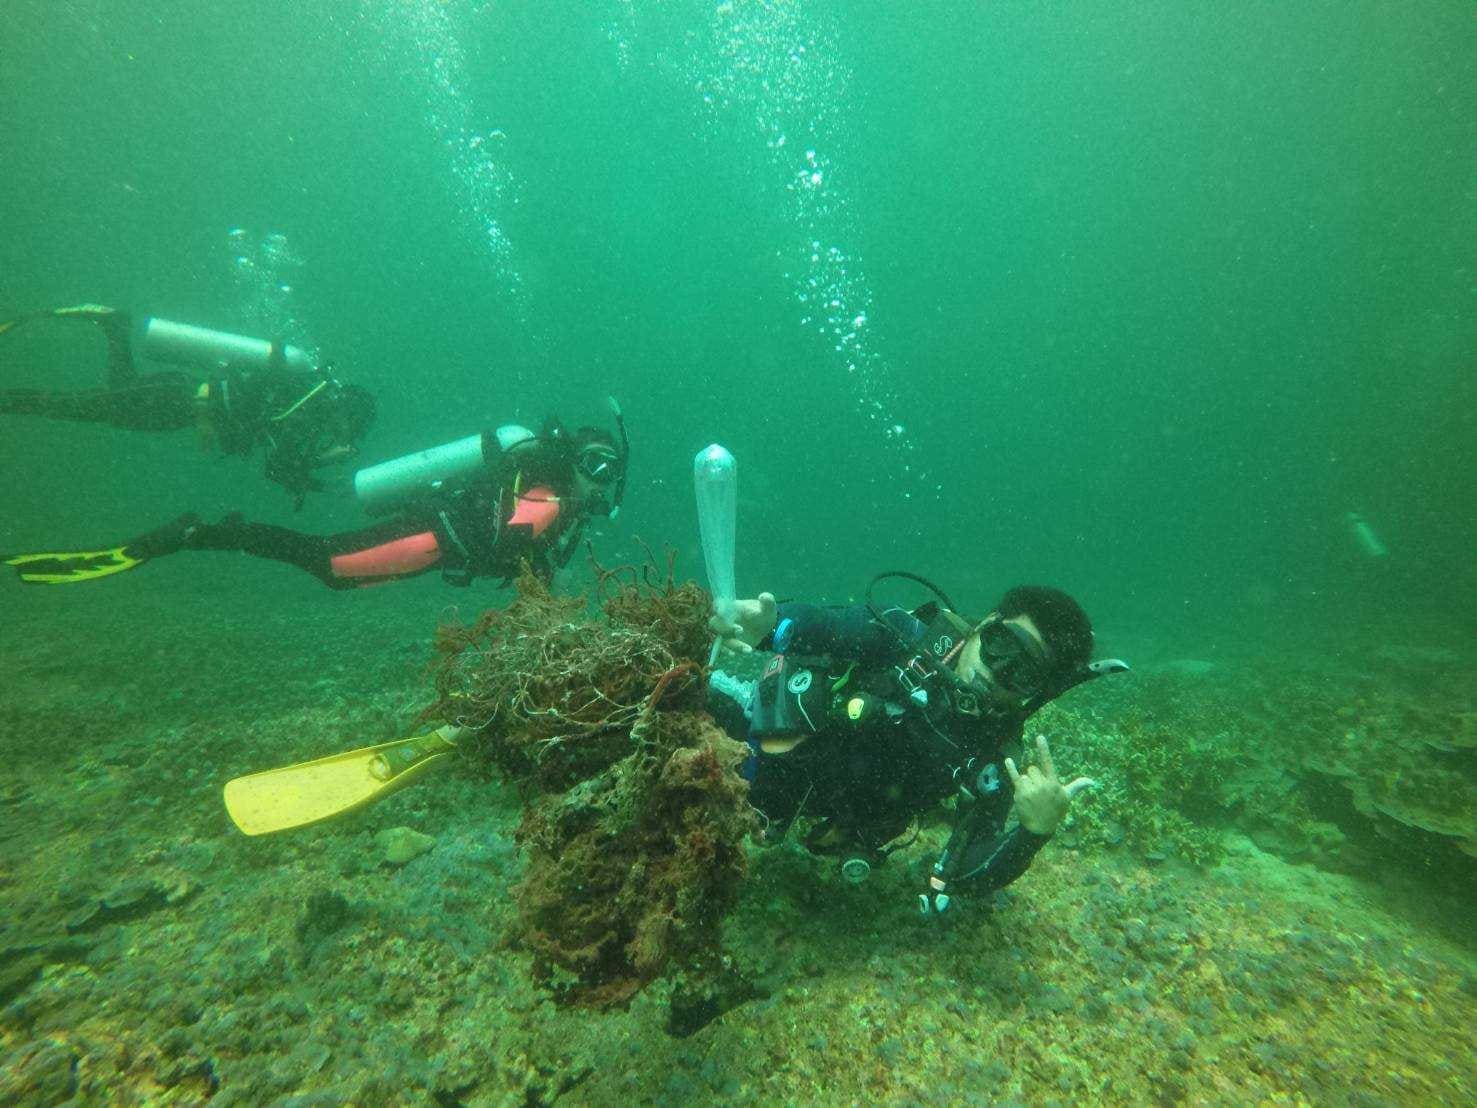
<box><xmin>704</xmin><ymin>575</ymin><xmax>1125</xmax><ymax>914</ymax></box>
<box><xmin>1005</xmin><ymin>734</ymin><xmax>1097</xmax><ymax>837</ymax></box>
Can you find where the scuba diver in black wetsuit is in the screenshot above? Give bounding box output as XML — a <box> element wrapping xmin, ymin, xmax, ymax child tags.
<box><xmin>4</xmin><ymin>408</ymin><xmax>630</xmax><ymax>591</ymax></box>
<box><xmin>707</xmin><ymin>574</ymin><xmax>1128</xmax><ymax>915</ymax></box>
<box><xmin>0</xmin><ymin>305</ymin><xmax>377</xmax><ymax>505</ymax></box>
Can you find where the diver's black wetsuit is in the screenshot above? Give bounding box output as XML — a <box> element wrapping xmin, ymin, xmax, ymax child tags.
<box><xmin>0</xmin><ymin>314</ymin><xmax>199</xmax><ymax>431</ymax></box>
<box><xmin>186</xmin><ymin>439</ymin><xmax>591</xmax><ymax>590</ymax></box>
<box><xmin>710</xmin><ymin>603</ymin><xmax>1049</xmax><ymax>896</ymax></box>
<box><xmin>186</xmin><ymin>515</ymin><xmax>431</xmax><ymax>591</ymax></box>
<box><xmin>0</xmin><ymin>310</ymin><xmax>363</xmax><ymax>501</ymax></box>
<box><xmin>5</xmin><ymin>431</ymin><xmax>605</xmax><ymax>589</ymax></box>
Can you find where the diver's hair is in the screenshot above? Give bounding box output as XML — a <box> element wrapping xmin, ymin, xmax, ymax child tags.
<box><xmin>571</xmin><ymin>425</ymin><xmax>616</xmax><ymax>451</ymax></box>
<box><xmin>998</xmin><ymin>585</ymin><xmax>1093</xmax><ymax>672</ymax></box>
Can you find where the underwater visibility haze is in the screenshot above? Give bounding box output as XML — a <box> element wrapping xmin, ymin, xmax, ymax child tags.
<box><xmin>0</xmin><ymin>2</ymin><xmax>1473</xmax><ymax>1103</ymax></box>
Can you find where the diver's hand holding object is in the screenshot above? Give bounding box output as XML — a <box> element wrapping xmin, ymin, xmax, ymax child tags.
<box><xmin>707</xmin><ymin>591</ymin><xmax>777</xmax><ymax>654</ymax></box>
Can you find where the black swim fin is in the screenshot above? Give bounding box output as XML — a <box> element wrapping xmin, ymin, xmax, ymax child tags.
<box><xmin>4</xmin><ymin>513</ymin><xmax>201</xmax><ymax>585</ymax></box>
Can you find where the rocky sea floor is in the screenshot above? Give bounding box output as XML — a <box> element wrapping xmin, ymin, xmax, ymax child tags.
<box><xmin>1</xmin><ymin>569</ymin><xmax>1473</xmax><ymax>1105</ymax></box>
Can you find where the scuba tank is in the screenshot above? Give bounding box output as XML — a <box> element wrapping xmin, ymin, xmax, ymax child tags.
<box><xmin>142</xmin><ymin>317</ymin><xmax>314</xmax><ymax>372</ymax></box>
<box><xmin>352</xmin><ymin>425</ymin><xmax>534</xmax><ymax>517</ymax></box>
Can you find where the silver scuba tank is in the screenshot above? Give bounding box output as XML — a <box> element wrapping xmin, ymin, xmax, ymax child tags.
<box><xmin>142</xmin><ymin>317</ymin><xmax>315</xmax><ymax>372</ymax></box>
<box><xmin>353</xmin><ymin>424</ymin><xmax>535</xmax><ymax>516</ymax></box>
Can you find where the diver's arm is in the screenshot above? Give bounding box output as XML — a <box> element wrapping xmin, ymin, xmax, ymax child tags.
<box><xmin>548</xmin><ymin>516</ymin><xmax>586</xmax><ymax>572</ymax></box>
<box><xmin>712</xmin><ymin>597</ymin><xmax>908</xmax><ymax>659</ymax></box>
<box><xmin>263</xmin><ymin>446</ymin><xmax>322</xmax><ymax>510</ymax></box>
<box><xmin>948</xmin><ymin>821</ymin><xmax>1052</xmax><ymax>896</ymax></box>
<box><xmin>938</xmin><ymin>734</ymin><xmax>1093</xmax><ymax>901</ymax></box>
<box><xmin>928</xmin><ymin>769</ymin><xmax>1050</xmax><ymax>907</ymax></box>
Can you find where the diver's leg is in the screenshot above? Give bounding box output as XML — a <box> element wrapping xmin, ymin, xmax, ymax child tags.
<box><xmin>188</xmin><ymin>516</ymin><xmax>433</xmax><ymax>590</ymax></box>
<box><xmin>97</xmin><ymin>372</ymin><xmax>197</xmax><ymax>430</ymax></box>
<box><xmin>92</xmin><ymin>309</ymin><xmax>138</xmax><ymax>388</ymax></box>
<box><xmin>0</xmin><ymin>387</ymin><xmax>121</xmax><ymax>424</ymax></box>
<box><xmin>187</xmin><ymin>516</ymin><xmax>346</xmax><ymax>589</ymax></box>
<box><xmin>0</xmin><ymin>373</ymin><xmax>197</xmax><ymax>431</ymax></box>
<box><xmin>45</xmin><ymin>305</ymin><xmax>136</xmax><ymax>386</ymax></box>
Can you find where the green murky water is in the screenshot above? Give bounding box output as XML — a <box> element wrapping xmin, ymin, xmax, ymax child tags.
<box><xmin>1</xmin><ymin>3</ymin><xmax>1472</xmax><ymax>1103</ymax></box>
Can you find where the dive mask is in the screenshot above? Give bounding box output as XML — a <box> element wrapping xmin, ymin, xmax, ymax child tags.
<box><xmin>976</xmin><ymin>618</ymin><xmax>1051</xmax><ymax>699</ymax></box>
<box><xmin>577</xmin><ymin>442</ymin><xmax>622</xmax><ymax>485</ymax></box>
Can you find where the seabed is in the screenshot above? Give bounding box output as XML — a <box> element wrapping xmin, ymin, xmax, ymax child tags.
<box><xmin>1</xmin><ymin>576</ymin><xmax>1472</xmax><ymax>1105</ymax></box>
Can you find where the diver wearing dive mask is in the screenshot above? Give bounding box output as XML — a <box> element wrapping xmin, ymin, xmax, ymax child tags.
<box><xmin>706</xmin><ymin>574</ymin><xmax>1127</xmax><ymax>917</ymax></box>
<box><xmin>8</xmin><ymin>403</ymin><xmax>632</xmax><ymax>591</ymax></box>
<box><xmin>960</xmin><ymin>613</ymin><xmax>1054</xmax><ymax>702</ymax></box>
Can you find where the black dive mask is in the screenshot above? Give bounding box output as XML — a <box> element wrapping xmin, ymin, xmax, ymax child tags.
<box><xmin>577</xmin><ymin>442</ymin><xmax>621</xmax><ymax>484</ymax></box>
<box><xmin>546</xmin><ymin>398</ymin><xmax>628</xmax><ymax>520</ymax></box>
<box><xmin>977</xmin><ymin>618</ymin><xmax>1051</xmax><ymax>699</ymax></box>
<box><xmin>574</xmin><ymin>443</ymin><xmax>621</xmax><ymax>517</ymax></box>
<box><xmin>573</xmin><ymin>397</ymin><xmax>629</xmax><ymax>520</ymax></box>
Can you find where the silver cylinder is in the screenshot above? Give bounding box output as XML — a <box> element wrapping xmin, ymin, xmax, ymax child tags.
<box><xmin>142</xmin><ymin>317</ymin><xmax>313</xmax><ymax>372</ymax></box>
<box><xmin>353</xmin><ymin>433</ymin><xmax>489</xmax><ymax>515</ymax></box>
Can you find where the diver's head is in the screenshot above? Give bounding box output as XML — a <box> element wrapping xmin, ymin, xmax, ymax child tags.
<box><xmin>315</xmin><ymin>383</ymin><xmax>377</xmax><ymax>464</ymax></box>
<box><xmin>955</xmin><ymin>586</ymin><xmax>1093</xmax><ymax>705</ymax></box>
<box><xmin>305</xmin><ymin>384</ymin><xmax>377</xmax><ymax>468</ymax></box>
<box><xmin>570</xmin><ymin>426</ymin><xmax>623</xmax><ymax>510</ymax></box>
<box><xmin>338</xmin><ymin>384</ymin><xmax>377</xmax><ymax>445</ymax></box>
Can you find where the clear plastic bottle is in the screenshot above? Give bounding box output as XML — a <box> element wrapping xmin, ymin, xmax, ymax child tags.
<box><xmin>694</xmin><ymin>444</ymin><xmax>738</xmax><ymax>622</ymax></box>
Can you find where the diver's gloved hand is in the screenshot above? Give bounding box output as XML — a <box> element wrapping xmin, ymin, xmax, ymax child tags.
<box><xmin>707</xmin><ymin>592</ymin><xmax>777</xmax><ymax>653</ymax></box>
<box><xmin>1005</xmin><ymin>734</ymin><xmax>1096</xmax><ymax>836</ymax></box>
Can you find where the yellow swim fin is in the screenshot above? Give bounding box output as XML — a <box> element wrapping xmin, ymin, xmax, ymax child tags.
<box><xmin>4</xmin><ymin>513</ymin><xmax>201</xmax><ymax>586</ymax></box>
<box><xmin>223</xmin><ymin>725</ymin><xmax>464</xmax><ymax>836</ymax></box>
<box><xmin>4</xmin><ymin>546</ymin><xmax>143</xmax><ymax>584</ymax></box>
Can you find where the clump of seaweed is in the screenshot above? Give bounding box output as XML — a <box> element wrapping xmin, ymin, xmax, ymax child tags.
<box><xmin>428</xmin><ymin>550</ymin><xmax>705</xmax><ymax>790</ymax></box>
<box><xmin>517</xmin><ymin>674</ymin><xmax>755</xmax><ymax>1008</ymax></box>
<box><xmin>427</xmin><ymin>552</ymin><xmax>755</xmax><ymax>1007</ymax></box>
<box><xmin>596</xmin><ymin>541</ymin><xmax>713</xmax><ymax>664</ymax></box>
